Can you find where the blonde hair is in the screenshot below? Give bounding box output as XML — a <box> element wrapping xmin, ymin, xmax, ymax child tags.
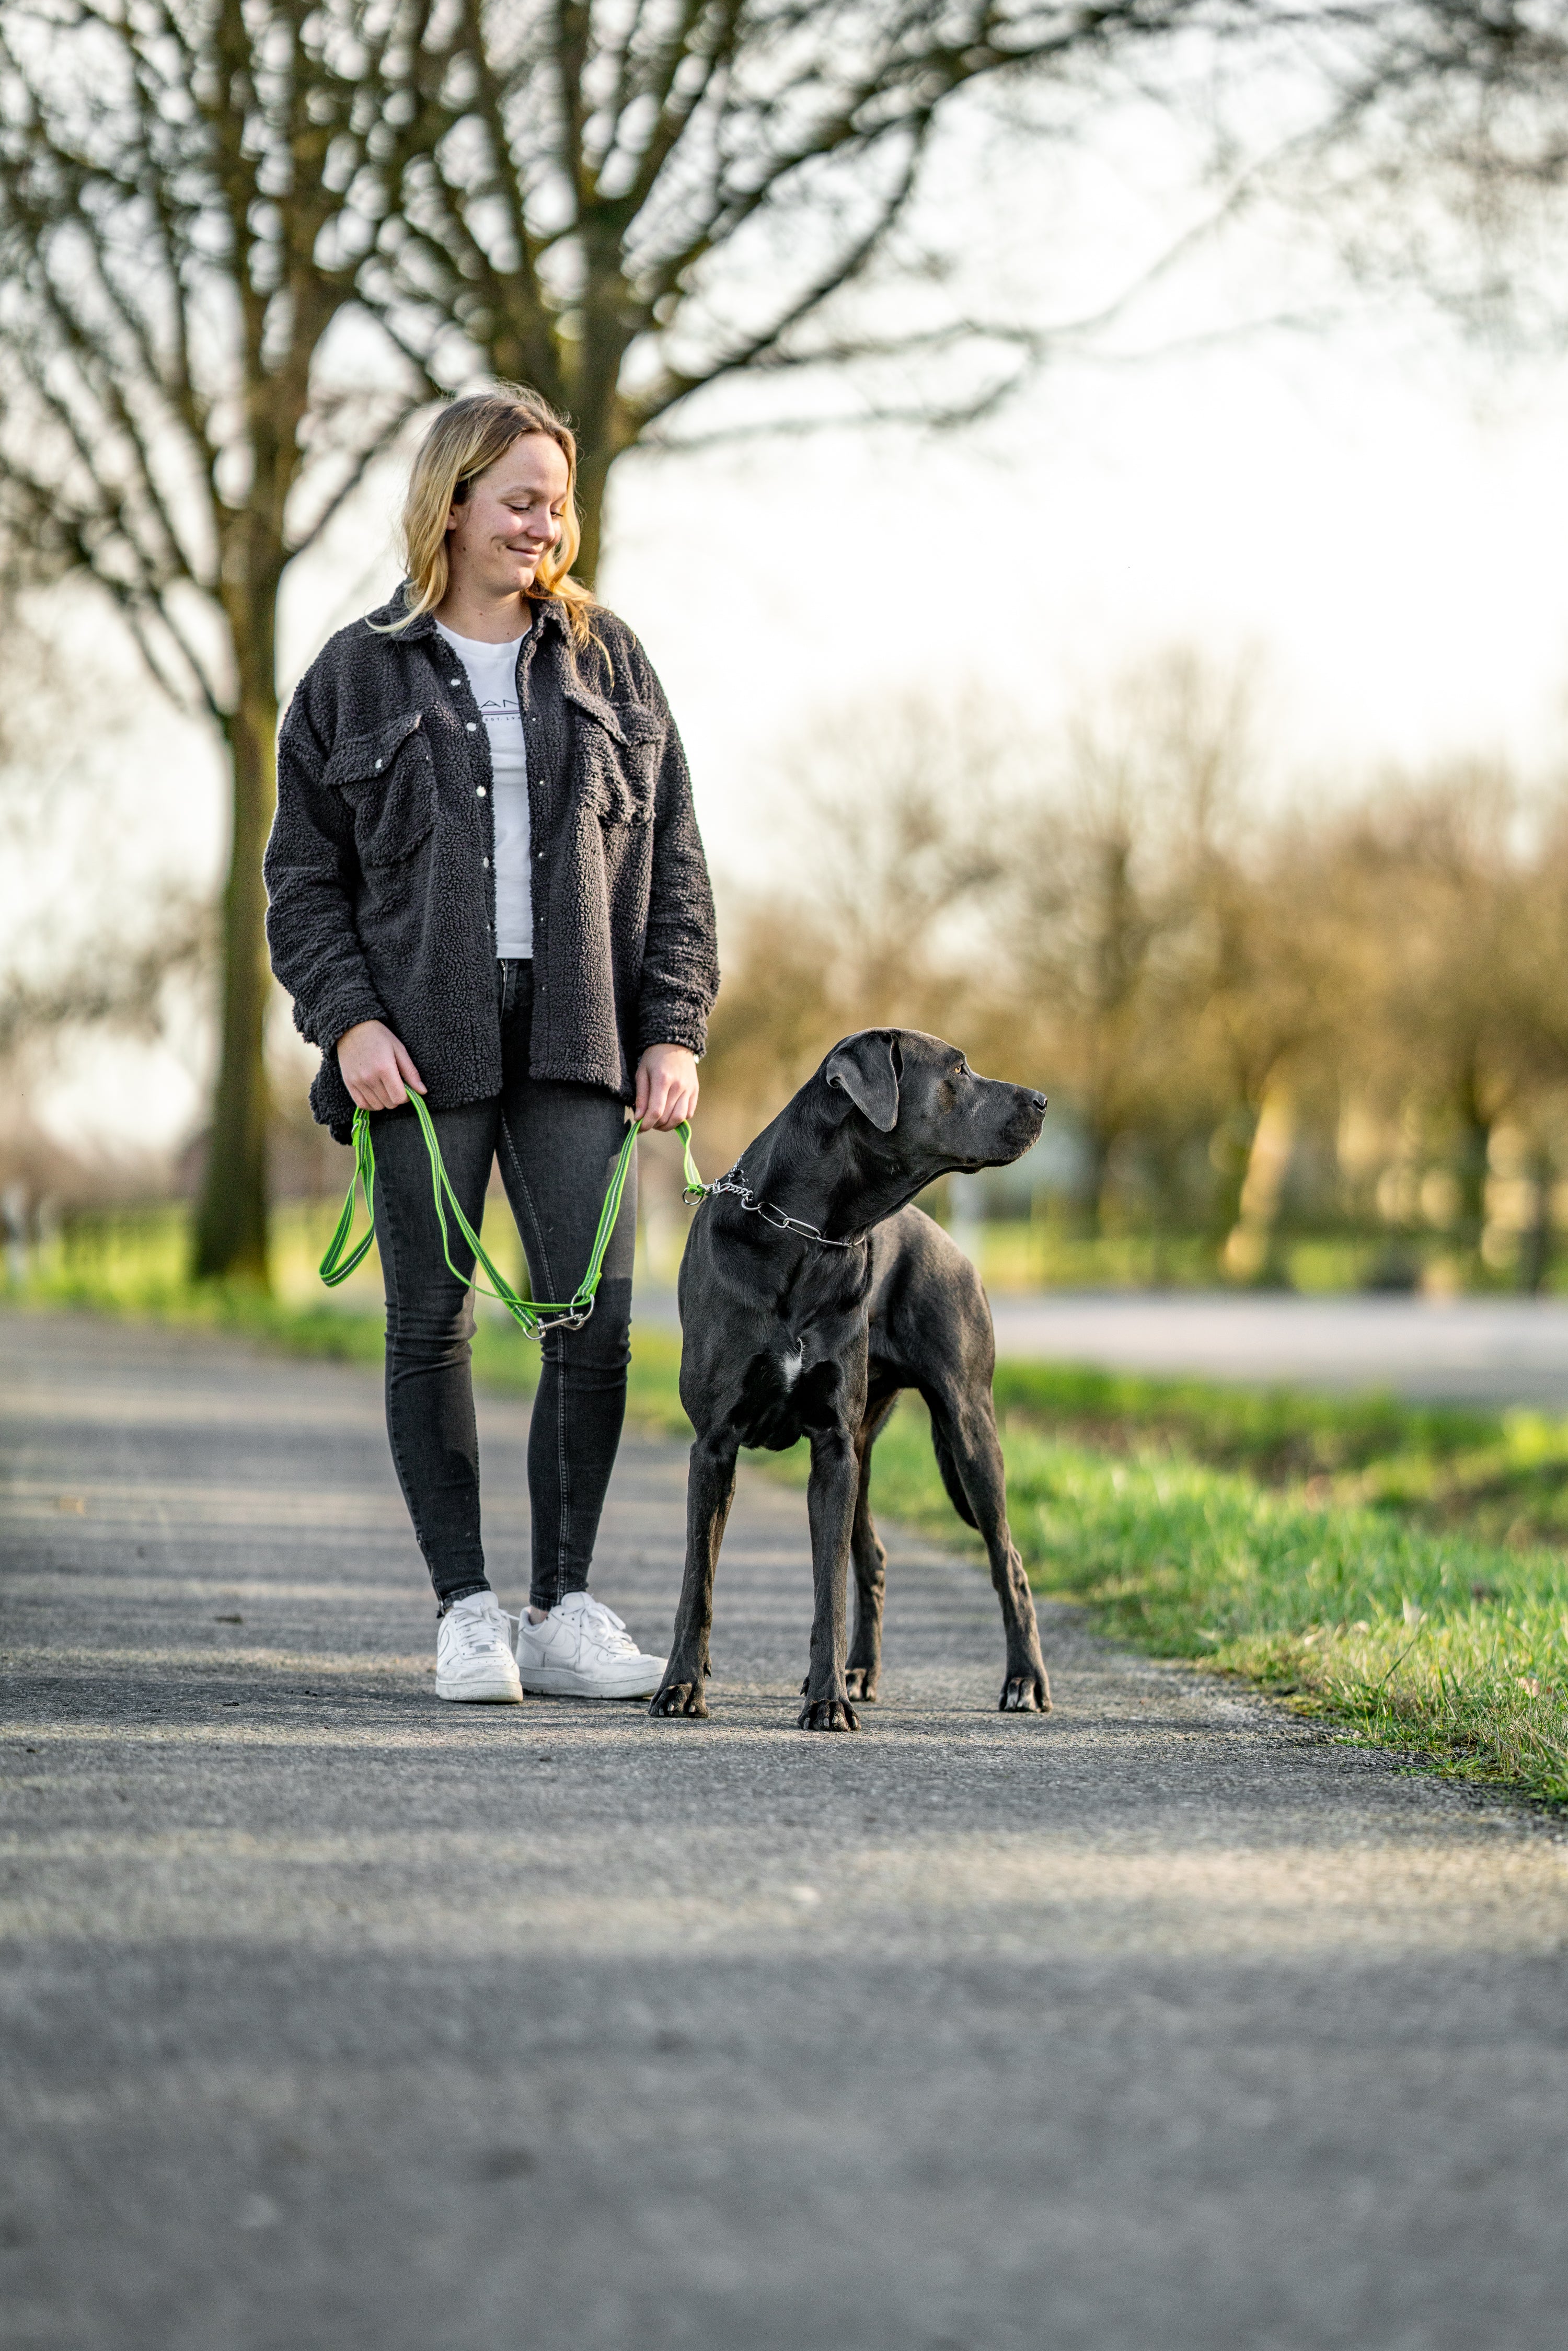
<box><xmin>375</xmin><ymin>385</ymin><xmax>598</xmax><ymax>646</ymax></box>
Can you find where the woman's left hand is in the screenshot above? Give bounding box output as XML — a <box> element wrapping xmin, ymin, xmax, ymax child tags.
<box><xmin>635</xmin><ymin>1044</ymin><xmax>699</xmax><ymax>1131</ymax></box>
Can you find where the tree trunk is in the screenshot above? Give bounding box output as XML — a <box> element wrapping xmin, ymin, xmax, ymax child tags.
<box><xmin>573</xmin><ymin>441</ymin><xmax>610</xmax><ymax>591</ymax></box>
<box><xmin>1081</xmin><ymin>1119</ymin><xmax>1113</xmax><ymax>1239</ymax></box>
<box><xmin>1207</xmin><ymin>1103</ymin><xmax>1259</xmax><ymax>1254</ymax></box>
<box><xmin>565</xmin><ymin>298</ymin><xmax>638</xmax><ymax>594</ymax></box>
<box><xmin>1220</xmin><ymin>1086</ymin><xmax>1294</xmax><ymax>1286</ymax></box>
<box><xmin>1520</xmin><ymin>1145</ymin><xmax>1554</xmax><ymax>1296</ymax></box>
<box><xmin>1452</xmin><ymin>1058</ymin><xmax>1490</xmax><ymax>1270</ymax></box>
<box><xmin>192</xmin><ymin>605</ymin><xmax>279</xmax><ymax>1286</ymax></box>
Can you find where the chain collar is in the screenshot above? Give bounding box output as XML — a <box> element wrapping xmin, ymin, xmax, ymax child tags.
<box><xmin>695</xmin><ymin>1166</ymin><xmax>867</xmax><ymax>1250</ymax></box>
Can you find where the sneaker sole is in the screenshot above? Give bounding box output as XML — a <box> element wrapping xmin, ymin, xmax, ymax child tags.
<box><xmin>517</xmin><ymin>1665</ymin><xmax>664</xmax><ymax>1700</ymax></box>
<box><xmin>435</xmin><ymin>1678</ymin><xmax>525</xmax><ymax>1703</ymax></box>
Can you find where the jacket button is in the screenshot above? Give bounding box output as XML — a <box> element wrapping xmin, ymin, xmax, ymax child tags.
<box><xmin>466</xmin><ymin>721</ymin><xmax>477</xmax><ymax>732</ymax></box>
<box><xmin>374</xmin><ymin>758</ymin><xmax>383</xmax><ymax>771</ymax></box>
<box><xmin>476</xmin><ymin>786</ymin><xmax>487</xmax><ymax>797</ymax></box>
<box><xmin>482</xmin><ymin>856</ymin><xmax>490</xmax><ymax>869</ymax></box>
<box><xmin>450</xmin><ymin>676</ymin><xmax>462</xmax><ymax>686</ymax></box>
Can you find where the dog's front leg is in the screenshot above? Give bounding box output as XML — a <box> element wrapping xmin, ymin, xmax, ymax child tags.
<box><xmin>648</xmin><ymin>1432</ymin><xmax>737</xmax><ymax>1721</ymax></box>
<box><xmin>797</xmin><ymin>1425</ymin><xmax>860</xmax><ymax>1732</ymax></box>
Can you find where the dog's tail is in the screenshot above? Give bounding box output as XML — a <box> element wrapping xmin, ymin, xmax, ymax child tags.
<box><xmin>926</xmin><ymin>1403</ymin><xmax>979</xmax><ymax>1531</ymax></box>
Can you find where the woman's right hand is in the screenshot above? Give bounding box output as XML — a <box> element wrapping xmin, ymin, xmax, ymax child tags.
<box><xmin>337</xmin><ymin>1020</ymin><xmax>426</xmax><ymax>1111</ymax></box>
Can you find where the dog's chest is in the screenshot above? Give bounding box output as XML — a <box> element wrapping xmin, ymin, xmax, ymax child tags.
<box><xmin>732</xmin><ymin>1340</ymin><xmax>841</xmax><ymax>1450</ymax></box>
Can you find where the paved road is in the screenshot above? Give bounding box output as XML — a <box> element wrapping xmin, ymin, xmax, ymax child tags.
<box><xmin>983</xmin><ymin>1290</ymin><xmax>1568</xmax><ymax>1409</ymax></box>
<box><xmin>4</xmin><ymin>1307</ymin><xmax>1568</xmax><ymax>2350</ymax></box>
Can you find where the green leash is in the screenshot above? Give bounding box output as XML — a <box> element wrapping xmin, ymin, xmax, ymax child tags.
<box><xmin>319</xmin><ymin>1093</ymin><xmax>706</xmax><ymax>1337</ymax></box>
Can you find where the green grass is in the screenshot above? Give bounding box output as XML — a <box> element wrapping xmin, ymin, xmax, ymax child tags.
<box><xmin>10</xmin><ymin>1223</ymin><xmax>1568</xmax><ymax>1803</ymax></box>
<box><xmin>833</xmin><ymin>1400</ymin><xmax>1568</xmax><ymax>1806</ymax></box>
<box><xmin>988</xmin><ymin>1360</ymin><xmax>1568</xmax><ymax>1549</ymax></box>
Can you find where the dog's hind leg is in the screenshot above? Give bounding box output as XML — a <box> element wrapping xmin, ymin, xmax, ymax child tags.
<box><xmin>648</xmin><ymin>1432</ymin><xmax>739</xmax><ymax>1721</ymax></box>
<box><xmin>845</xmin><ymin>1394</ymin><xmax>900</xmax><ymax>1703</ymax></box>
<box><xmin>926</xmin><ymin>1388</ymin><xmax>1051</xmax><ymax>1714</ymax></box>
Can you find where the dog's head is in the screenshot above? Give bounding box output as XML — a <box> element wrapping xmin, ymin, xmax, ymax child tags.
<box><xmin>821</xmin><ymin>1029</ymin><xmax>1046</xmax><ymax>1179</ymax></box>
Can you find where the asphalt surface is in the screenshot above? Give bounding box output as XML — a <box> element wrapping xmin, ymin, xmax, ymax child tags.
<box><xmin>3</xmin><ymin>1306</ymin><xmax>1568</xmax><ymax>2350</ymax></box>
<box><xmin>985</xmin><ymin>1290</ymin><xmax>1568</xmax><ymax>1409</ymax></box>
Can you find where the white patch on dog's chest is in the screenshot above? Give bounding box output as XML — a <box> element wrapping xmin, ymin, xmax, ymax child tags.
<box><xmin>779</xmin><ymin>1344</ymin><xmax>804</xmax><ymax>1391</ymax></box>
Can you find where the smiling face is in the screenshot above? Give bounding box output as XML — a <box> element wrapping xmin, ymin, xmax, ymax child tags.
<box><xmin>443</xmin><ymin>432</ymin><xmax>571</xmax><ymax>609</ymax></box>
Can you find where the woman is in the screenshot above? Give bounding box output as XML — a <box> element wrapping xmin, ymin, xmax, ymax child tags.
<box><xmin>265</xmin><ymin>386</ymin><xmax>718</xmax><ymax>1704</ymax></box>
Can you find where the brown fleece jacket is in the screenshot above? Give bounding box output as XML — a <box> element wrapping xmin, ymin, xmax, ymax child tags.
<box><xmin>264</xmin><ymin>589</ymin><xmax>719</xmax><ymax>1143</ymax></box>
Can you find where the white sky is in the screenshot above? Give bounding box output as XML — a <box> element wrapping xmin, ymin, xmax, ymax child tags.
<box><xmin>15</xmin><ymin>93</ymin><xmax>1568</xmax><ymax>1159</ymax></box>
<box><xmin>601</xmin><ymin>337</ymin><xmax>1568</xmax><ymax>880</ymax></box>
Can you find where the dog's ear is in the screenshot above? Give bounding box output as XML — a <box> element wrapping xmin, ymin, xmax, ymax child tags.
<box><xmin>825</xmin><ymin>1032</ymin><xmax>901</xmax><ymax>1133</ymax></box>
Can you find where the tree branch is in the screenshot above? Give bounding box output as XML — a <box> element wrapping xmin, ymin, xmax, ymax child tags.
<box><xmin>286</xmin><ymin>384</ymin><xmax>427</xmax><ymax>558</ymax></box>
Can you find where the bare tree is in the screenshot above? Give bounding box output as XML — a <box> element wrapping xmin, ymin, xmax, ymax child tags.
<box><xmin>364</xmin><ymin>0</ymin><xmax>1315</xmax><ymax>580</ymax></box>
<box><xmin>0</xmin><ymin>895</ymin><xmax>211</xmax><ymax>1065</ymax></box>
<box><xmin>1002</xmin><ymin>651</ymin><xmax>1259</xmax><ymax>1232</ymax></box>
<box><xmin>373</xmin><ymin>2</ymin><xmax>1568</xmax><ymax>574</ymax></box>
<box><xmin>0</xmin><ymin>876</ymin><xmax>215</xmax><ymax>1275</ymax></box>
<box><xmin>699</xmin><ymin>697</ymin><xmax>1012</xmax><ymax>1159</ymax></box>
<box><xmin>1309</xmin><ymin>766</ymin><xmax>1535</xmax><ymax>1276</ymax></box>
<box><xmin>689</xmin><ymin>675</ymin><xmax>1568</xmax><ymax>1289</ymax></box>
<box><xmin>1274</xmin><ymin>3</ymin><xmax>1568</xmax><ymax>343</ymax></box>
<box><xmin>0</xmin><ymin>0</ymin><xmax>1228</xmax><ymax>1287</ymax></box>
<box><xmin>0</xmin><ymin>0</ymin><xmax>448</xmax><ymax>1281</ymax></box>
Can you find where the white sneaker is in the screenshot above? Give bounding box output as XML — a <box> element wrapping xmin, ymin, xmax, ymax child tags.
<box><xmin>514</xmin><ymin>1592</ymin><xmax>665</xmax><ymax>1699</ymax></box>
<box><xmin>435</xmin><ymin>1592</ymin><xmax>524</xmax><ymax>1703</ymax></box>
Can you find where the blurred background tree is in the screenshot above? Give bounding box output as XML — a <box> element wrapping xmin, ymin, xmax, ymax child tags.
<box><xmin>7</xmin><ymin>0</ymin><xmax>1568</xmax><ymax>1289</ymax></box>
<box><xmin>691</xmin><ymin>652</ymin><xmax>1568</xmax><ymax>1299</ymax></box>
<box><xmin>3</xmin><ymin>0</ymin><xmax>1259</xmax><ymax>1286</ymax></box>
<box><xmin>0</xmin><ymin>0</ymin><xmax>444</xmax><ymax>1281</ymax></box>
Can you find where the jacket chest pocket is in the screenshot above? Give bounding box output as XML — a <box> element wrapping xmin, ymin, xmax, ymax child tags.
<box><xmin>576</xmin><ymin>700</ymin><xmax>663</xmax><ymax>826</ymax></box>
<box><xmin>326</xmin><ymin>712</ymin><xmax>436</xmax><ymax>868</ymax></box>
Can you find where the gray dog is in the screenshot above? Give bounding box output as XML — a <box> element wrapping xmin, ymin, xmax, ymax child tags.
<box><xmin>650</xmin><ymin>1028</ymin><xmax>1052</xmax><ymax>1732</ymax></box>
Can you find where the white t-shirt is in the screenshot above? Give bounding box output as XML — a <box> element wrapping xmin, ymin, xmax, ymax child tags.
<box><xmin>434</xmin><ymin>619</ymin><xmax>533</xmax><ymax>958</ymax></box>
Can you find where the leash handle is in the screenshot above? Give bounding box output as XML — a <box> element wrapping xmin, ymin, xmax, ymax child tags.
<box><xmin>318</xmin><ymin>1110</ymin><xmax>379</xmax><ymax>1288</ymax></box>
<box><xmin>318</xmin><ymin>1099</ymin><xmax>705</xmax><ymax>1338</ymax></box>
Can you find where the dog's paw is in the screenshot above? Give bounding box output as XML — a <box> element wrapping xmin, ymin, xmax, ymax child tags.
<box><xmin>797</xmin><ymin>1696</ymin><xmax>860</xmax><ymax>1733</ymax></box>
<box><xmin>648</xmin><ymin>1678</ymin><xmax>708</xmax><ymax>1720</ymax></box>
<box><xmin>843</xmin><ymin>1667</ymin><xmax>879</xmax><ymax>1703</ymax></box>
<box><xmin>999</xmin><ymin>1673</ymin><xmax>1052</xmax><ymax>1714</ymax></box>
